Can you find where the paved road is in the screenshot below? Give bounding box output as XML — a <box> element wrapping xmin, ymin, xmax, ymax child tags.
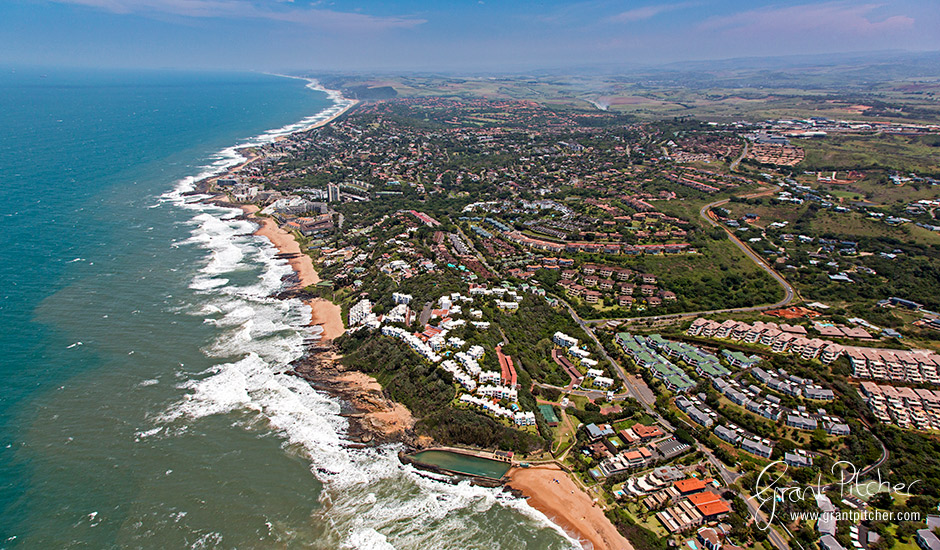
<box><xmin>730</xmin><ymin>140</ymin><xmax>748</xmax><ymax>172</ymax></box>
<box><xmin>555</xmin><ymin>299</ymin><xmax>791</xmax><ymax>549</ymax></box>
<box><xmin>418</xmin><ymin>302</ymin><xmax>432</xmax><ymax>326</ymax></box>
<box><xmin>699</xmin><ymin>198</ymin><xmax>797</xmax><ymax>306</ymax></box>
<box><xmin>546</xmin><ymin>190</ymin><xmax>806</xmax><ymax>548</ymax></box>
<box><xmin>454</xmin><ymin>224</ymin><xmax>498</xmax><ymax>275</ymax></box>
<box><xmin>557</xmin><ymin>297</ymin><xmax>662</xmax><ymax>417</ymax></box>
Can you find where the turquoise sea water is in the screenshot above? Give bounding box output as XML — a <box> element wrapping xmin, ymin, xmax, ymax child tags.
<box><xmin>0</xmin><ymin>69</ymin><xmax>576</xmax><ymax>549</ymax></box>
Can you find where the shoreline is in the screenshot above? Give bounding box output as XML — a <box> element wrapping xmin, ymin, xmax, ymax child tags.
<box><xmin>507</xmin><ymin>464</ymin><xmax>634</xmax><ymax>550</ymax></box>
<box><xmin>210</xmin><ymin>89</ymin><xmax>413</xmax><ymax>445</ymax></box>
<box><xmin>203</xmin><ymin>84</ymin><xmax>626</xmax><ymax>547</ymax></box>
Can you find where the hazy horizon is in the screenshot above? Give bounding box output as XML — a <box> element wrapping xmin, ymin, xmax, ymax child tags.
<box><xmin>2</xmin><ymin>1</ymin><xmax>940</xmax><ymax>72</ymax></box>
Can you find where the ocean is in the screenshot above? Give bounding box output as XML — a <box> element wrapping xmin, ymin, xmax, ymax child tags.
<box><xmin>0</xmin><ymin>68</ymin><xmax>577</xmax><ymax>549</ymax></box>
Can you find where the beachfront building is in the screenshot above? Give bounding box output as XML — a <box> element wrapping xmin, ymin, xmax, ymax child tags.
<box><xmin>381</xmin><ymin>325</ymin><xmax>441</xmax><ymax>363</ymax></box>
<box><xmin>349</xmin><ymin>299</ymin><xmax>373</xmax><ymax>326</ymax></box>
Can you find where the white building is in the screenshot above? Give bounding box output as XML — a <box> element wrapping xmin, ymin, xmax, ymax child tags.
<box><xmin>553</xmin><ymin>332</ymin><xmax>579</xmax><ymax>348</ymax></box>
<box><xmin>349</xmin><ymin>299</ymin><xmax>372</xmax><ymax>326</ymax></box>
<box><xmin>392</xmin><ymin>292</ymin><xmax>413</xmax><ymax>305</ymax></box>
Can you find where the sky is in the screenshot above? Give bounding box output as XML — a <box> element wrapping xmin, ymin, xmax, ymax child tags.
<box><xmin>1</xmin><ymin>0</ymin><xmax>939</xmax><ymax>71</ymax></box>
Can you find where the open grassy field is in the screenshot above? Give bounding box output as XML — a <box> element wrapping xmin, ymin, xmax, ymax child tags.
<box><xmin>722</xmin><ymin>202</ymin><xmax>807</xmax><ymax>228</ymax></box>
<box><xmin>796</xmin><ymin>134</ymin><xmax>940</xmax><ymax>175</ymax></box>
<box><xmin>817</xmin><ymin>176</ymin><xmax>940</xmax><ymax>208</ymax></box>
<box><xmin>810</xmin><ymin>211</ymin><xmax>940</xmax><ymax>246</ymax></box>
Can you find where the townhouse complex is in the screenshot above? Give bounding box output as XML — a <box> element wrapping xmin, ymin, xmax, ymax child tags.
<box><xmin>860</xmin><ymin>381</ymin><xmax>940</xmax><ymax>432</ymax></box>
<box><xmin>687</xmin><ymin>318</ymin><xmax>843</xmax><ymax>363</ymax></box>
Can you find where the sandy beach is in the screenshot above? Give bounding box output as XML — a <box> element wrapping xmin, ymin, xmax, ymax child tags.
<box><xmin>239</xmin><ymin>206</ymin><xmax>345</xmax><ymax>342</ymax></box>
<box><xmin>507</xmin><ymin>464</ymin><xmax>633</xmax><ymax>550</ymax></box>
<box><xmin>246</xmin><ymin>209</ymin><xmax>320</xmax><ymax>288</ymax></box>
<box><xmin>308</xmin><ymin>298</ymin><xmax>344</xmax><ymax>341</ymax></box>
<box><xmin>296</xmin><ymin>98</ymin><xmax>358</xmax><ymax>134</ymax></box>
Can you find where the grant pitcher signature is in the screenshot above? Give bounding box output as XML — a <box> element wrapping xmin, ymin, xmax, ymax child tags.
<box><xmin>747</xmin><ymin>460</ymin><xmax>919</xmax><ymax>530</ymax></box>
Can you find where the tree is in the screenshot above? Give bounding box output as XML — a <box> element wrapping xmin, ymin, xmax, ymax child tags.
<box><xmin>870</xmin><ymin>491</ymin><xmax>894</xmax><ymax>510</ymax></box>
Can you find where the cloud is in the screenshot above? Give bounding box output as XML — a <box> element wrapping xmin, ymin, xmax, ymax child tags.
<box><xmin>699</xmin><ymin>2</ymin><xmax>913</xmax><ymax>36</ymax></box>
<box><xmin>51</xmin><ymin>0</ymin><xmax>426</xmax><ymax>31</ymax></box>
<box><xmin>610</xmin><ymin>2</ymin><xmax>695</xmax><ymax>23</ymax></box>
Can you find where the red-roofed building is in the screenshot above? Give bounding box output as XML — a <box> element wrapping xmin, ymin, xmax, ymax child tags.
<box><xmin>674</xmin><ymin>478</ymin><xmax>707</xmax><ymax>495</ymax></box>
<box><xmin>632</xmin><ymin>424</ymin><xmax>665</xmax><ymax>440</ymax></box>
<box><xmin>687</xmin><ymin>491</ymin><xmax>731</xmax><ymax>519</ymax></box>
<box><xmin>496</xmin><ymin>345</ymin><xmax>518</xmax><ymax>388</ymax></box>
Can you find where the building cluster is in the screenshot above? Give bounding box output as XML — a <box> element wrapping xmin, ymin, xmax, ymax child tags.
<box><xmin>714</xmin><ymin>373</ymin><xmax>848</xmax><ymax>435</ymax></box>
<box><xmin>751</xmin><ymin>366</ymin><xmax>835</xmax><ymax>401</ymax></box>
<box><xmin>651</xmin><ymin>477</ymin><xmax>732</xmax><ymax>535</ymax></box>
<box><xmin>550</xmin><ymin>332</ymin><xmax>612</xmax><ymax>389</ymax></box>
<box><xmin>557</xmin><ymin>264</ymin><xmax>676</xmax><ymax>308</ymax></box>
<box><xmin>687</xmin><ymin>318</ymin><xmax>843</xmax><ymax>363</ymax></box>
<box><xmin>676</xmin><ymin>394</ymin><xmax>717</xmax><ymax>428</ymax></box>
<box><xmin>258</xmin><ymin>96</ymin><xmax>710</xmax><ymax>210</ymax></box>
<box><xmin>502</xmin><ymin>228</ymin><xmax>692</xmax><ymax>257</ymax></box>
<box><xmin>664</xmin><ymin>168</ymin><xmax>745</xmax><ymax>194</ymax></box>
<box><xmin>644</xmin><ymin>335</ymin><xmax>736</xmax><ymax>378</ymax></box>
<box><xmin>371</xmin><ymin>288</ymin><xmax>542</xmax><ymax>427</ymax></box>
<box><xmin>223</xmin><ymin>191</ymin><xmax>340</xmax><ymax>237</ymax></box>
<box><xmin>583</xmin><ymin>421</ymin><xmax>691</xmax><ymax>478</ymax></box>
<box><xmin>860</xmin><ymin>381</ymin><xmax>940</xmax><ymax>432</ymax></box>
<box><xmin>713</xmin><ymin>423</ymin><xmax>774</xmax><ymax>459</ymax></box>
<box><xmin>846</xmin><ymin>346</ymin><xmax>940</xmax><ymax>385</ymax></box>
<box><xmin>745</xmin><ymin>143</ymin><xmax>805</xmax><ymax>166</ymax></box>
<box><xmin>757</xmin><ymin>116</ymin><xmax>940</xmax><ymax>138</ymax></box>
<box><xmin>616</xmin><ymin>333</ymin><xmax>696</xmax><ymax>392</ymax></box>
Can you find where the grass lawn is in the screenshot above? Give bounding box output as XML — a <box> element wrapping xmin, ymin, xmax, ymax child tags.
<box><xmin>810</xmin><ymin>211</ymin><xmax>940</xmax><ymax>246</ymax></box>
<box><xmin>623</xmin><ymin>501</ymin><xmax>670</xmax><ymax>538</ymax></box>
<box><xmin>796</xmin><ymin>134</ymin><xmax>940</xmax><ymax>175</ymax></box>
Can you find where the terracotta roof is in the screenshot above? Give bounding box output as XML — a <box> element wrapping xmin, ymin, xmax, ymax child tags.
<box><xmin>687</xmin><ymin>491</ymin><xmax>720</xmax><ymax>506</ymax></box>
<box><xmin>695</xmin><ymin>500</ymin><xmax>731</xmax><ymax>517</ymax></box>
<box><xmin>674</xmin><ymin>478</ymin><xmax>707</xmax><ymax>494</ymax></box>
<box><xmin>632</xmin><ymin>424</ymin><xmax>664</xmax><ymax>439</ymax></box>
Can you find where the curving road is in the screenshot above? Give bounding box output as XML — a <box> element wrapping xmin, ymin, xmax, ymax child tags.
<box><xmin>557</xmin><ymin>295</ymin><xmax>790</xmax><ymax>549</ymax></box>
<box><xmin>698</xmin><ymin>198</ymin><xmax>797</xmax><ymax>307</ymax></box>
<box><xmin>545</xmin><ymin>191</ymin><xmax>807</xmax><ymax>549</ymax></box>
<box><xmin>573</xmin><ymin>197</ymin><xmax>798</xmax><ymax>327</ymax></box>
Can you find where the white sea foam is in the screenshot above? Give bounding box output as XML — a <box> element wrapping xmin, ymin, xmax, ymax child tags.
<box><xmin>155</xmin><ymin>79</ymin><xmax>579</xmax><ymax>549</ymax></box>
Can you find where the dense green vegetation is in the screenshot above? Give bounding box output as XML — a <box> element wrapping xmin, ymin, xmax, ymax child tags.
<box><xmin>606</xmin><ymin>509</ymin><xmax>668</xmax><ymax>550</ymax></box>
<box><xmin>874</xmin><ymin>426</ymin><xmax>940</xmax><ymax>498</ymax></box>
<box><xmin>337</xmin><ymin>330</ymin><xmax>546</xmax><ymax>453</ymax></box>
